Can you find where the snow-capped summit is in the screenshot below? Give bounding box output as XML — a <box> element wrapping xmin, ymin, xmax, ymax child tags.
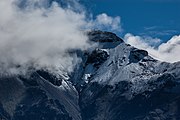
<box><xmin>0</xmin><ymin>31</ymin><xmax>180</xmax><ymax>120</ymax></box>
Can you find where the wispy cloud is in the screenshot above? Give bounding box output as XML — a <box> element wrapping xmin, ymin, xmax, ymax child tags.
<box><xmin>140</xmin><ymin>26</ymin><xmax>179</xmax><ymax>38</ymax></box>
<box><xmin>144</xmin><ymin>26</ymin><xmax>158</xmax><ymax>31</ymax></box>
<box><xmin>141</xmin><ymin>30</ymin><xmax>178</xmax><ymax>37</ymax></box>
<box><xmin>144</xmin><ymin>0</ymin><xmax>180</xmax><ymax>3</ymax></box>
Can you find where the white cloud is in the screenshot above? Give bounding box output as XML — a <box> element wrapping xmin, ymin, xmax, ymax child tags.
<box><xmin>0</xmin><ymin>0</ymin><xmax>88</xmax><ymax>75</ymax></box>
<box><xmin>86</xmin><ymin>13</ymin><xmax>122</xmax><ymax>32</ymax></box>
<box><xmin>124</xmin><ymin>33</ymin><xmax>180</xmax><ymax>63</ymax></box>
<box><xmin>0</xmin><ymin>0</ymin><xmax>122</xmax><ymax>75</ymax></box>
<box><xmin>95</xmin><ymin>13</ymin><xmax>121</xmax><ymax>31</ymax></box>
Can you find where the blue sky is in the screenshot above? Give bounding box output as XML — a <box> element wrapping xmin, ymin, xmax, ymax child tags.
<box><xmin>81</xmin><ymin>0</ymin><xmax>180</xmax><ymax>42</ymax></box>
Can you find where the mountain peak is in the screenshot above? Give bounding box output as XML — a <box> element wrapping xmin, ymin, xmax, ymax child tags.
<box><xmin>1</xmin><ymin>31</ymin><xmax>180</xmax><ymax>120</ymax></box>
<box><xmin>87</xmin><ymin>30</ymin><xmax>124</xmax><ymax>43</ymax></box>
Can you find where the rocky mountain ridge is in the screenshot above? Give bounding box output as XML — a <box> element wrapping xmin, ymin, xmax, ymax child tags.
<box><xmin>0</xmin><ymin>31</ymin><xmax>180</xmax><ymax>120</ymax></box>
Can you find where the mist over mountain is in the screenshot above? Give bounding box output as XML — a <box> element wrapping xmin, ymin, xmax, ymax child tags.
<box><xmin>0</xmin><ymin>0</ymin><xmax>122</xmax><ymax>76</ymax></box>
<box><xmin>0</xmin><ymin>0</ymin><xmax>180</xmax><ymax>120</ymax></box>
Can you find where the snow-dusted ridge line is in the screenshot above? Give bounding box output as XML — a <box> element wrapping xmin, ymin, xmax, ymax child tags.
<box><xmin>0</xmin><ymin>30</ymin><xmax>180</xmax><ymax>120</ymax></box>
<box><xmin>82</xmin><ymin>30</ymin><xmax>180</xmax><ymax>97</ymax></box>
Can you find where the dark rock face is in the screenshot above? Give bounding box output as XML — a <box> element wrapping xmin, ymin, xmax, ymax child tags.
<box><xmin>129</xmin><ymin>48</ymin><xmax>148</xmax><ymax>63</ymax></box>
<box><xmin>36</xmin><ymin>70</ymin><xmax>62</xmax><ymax>86</ymax></box>
<box><xmin>79</xmin><ymin>79</ymin><xmax>180</xmax><ymax>120</ymax></box>
<box><xmin>86</xmin><ymin>49</ymin><xmax>109</xmax><ymax>68</ymax></box>
<box><xmin>1</xmin><ymin>31</ymin><xmax>180</xmax><ymax>120</ymax></box>
<box><xmin>87</xmin><ymin>30</ymin><xmax>124</xmax><ymax>43</ymax></box>
<box><xmin>13</xmin><ymin>88</ymin><xmax>72</xmax><ymax>120</ymax></box>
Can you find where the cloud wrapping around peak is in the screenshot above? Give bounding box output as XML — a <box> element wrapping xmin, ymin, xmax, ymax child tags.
<box><xmin>124</xmin><ymin>33</ymin><xmax>180</xmax><ymax>63</ymax></box>
<box><xmin>0</xmin><ymin>0</ymin><xmax>122</xmax><ymax>75</ymax></box>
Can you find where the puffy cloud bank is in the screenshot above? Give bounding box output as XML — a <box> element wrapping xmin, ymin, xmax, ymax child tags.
<box><xmin>91</xmin><ymin>13</ymin><xmax>121</xmax><ymax>32</ymax></box>
<box><xmin>0</xmin><ymin>0</ymin><xmax>122</xmax><ymax>75</ymax></box>
<box><xmin>124</xmin><ymin>33</ymin><xmax>180</xmax><ymax>63</ymax></box>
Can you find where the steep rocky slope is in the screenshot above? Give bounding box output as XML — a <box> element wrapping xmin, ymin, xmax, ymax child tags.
<box><xmin>0</xmin><ymin>31</ymin><xmax>180</xmax><ymax>120</ymax></box>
